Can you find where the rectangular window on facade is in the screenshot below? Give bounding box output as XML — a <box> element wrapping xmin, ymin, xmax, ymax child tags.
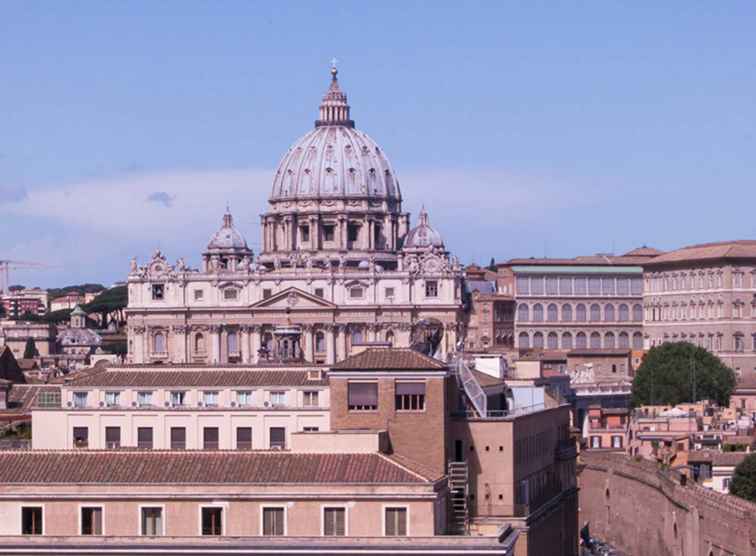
<box><xmin>384</xmin><ymin>507</ymin><xmax>407</xmax><ymax>536</ymax></box>
<box><xmin>323</xmin><ymin>507</ymin><xmax>346</xmax><ymax>536</ymax></box>
<box><xmin>137</xmin><ymin>427</ymin><xmax>153</xmax><ymax>449</ymax></box>
<box><xmin>73</xmin><ymin>391</ymin><xmax>88</xmax><ymax>408</ymax></box>
<box><xmin>104</xmin><ymin>391</ymin><xmax>120</xmax><ymax>407</ymax></box>
<box><xmin>314</xmin><ymin>288</ymin><xmax>324</xmax><ymax>298</ymax></box>
<box><xmin>201</xmin><ymin>507</ymin><xmax>222</xmax><ymax>536</ymax></box>
<box><xmin>269</xmin><ymin>391</ymin><xmax>286</xmax><ymax>406</ymax></box>
<box><xmin>236</xmin><ymin>390</ymin><xmax>252</xmax><ymax>406</ymax></box>
<box><xmin>236</xmin><ymin>427</ymin><xmax>252</xmax><ymax>450</ymax></box>
<box><xmin>262</xmin><ymin>289</ymin><xmax>272</xmax><ymax>299</ymax></box>
<box><xmin>347</xmin><ymin>224</ymin><xmax>360</xmax><ymax>243</ymax></box>
<box><xmin>262</xmin><ymin>507</ymin><xmax>285</xmax><ymax>536</ymax></box>
<box><xmin>303</xmin><ymin>426</ymin><xmax>320</xmax><ymax>432</ymax></box>
<box><xmin>590</xmin><ymin>436</ymin><xmax>601</xmax><ymax>449</ymax></box>
<box><xmin>425</xmin><ymin>280</ymin><xmax>438</xmax><ymax>297</ymax></box>
<box><xmin>545</xmin><ymin>277</ymin><xmax>558</xmax><ymax>295</ymax></box>
<box><xmin>223</xmin><ymin>288</ymin><xmax>238</xmax><ymax>300</ymax></box>
<box><xmin>348</xmin><ymin>382</ymin><xmax>378</xmax><ymax>411</ymax></box>
<box><xmin>73</xmin><ymin>427</ymin><xmax>88</xmax><ymax>449</ymax></box>
<box><xmin>303</xmin><ymin>391</ymin><xmax>319</xmax><ymax>407</ymax></box>
<box><xmin>530</xmin><ymin>276</ymin><xmax>544</xmax><ymax>295</ymax></box>
<box><xmin>385</xmin><ymin>287</ymin><xmax>395</xmax><ymax>299</ymax></box>
<box><xmin>203</xmin><ymin>427</ymin><xmax>219</xmax><ymax>450</ymax></box>
<box><xmin>170</xmin><ymin>391</ymin><xmax>186</xmax><ymax>406</ymax></box>
<box><xmin>574</xmin><ymin>277</ymin><xmax>586</xmax><ymax>294</ymax></box>
<box><xmin>300</xmin><ymin>225</ymin><xmax>310</xmax><ymax>242</ymax></box>
<box><xmin>323</xmin><ymin>225</ymin><xmax>335</xmax><ymax>242</ymax></box>
<box><xmin>349</xmin><ymin>287</ymin><xmax>364</xmax><ymax>299</ymax></box>
<box><xmin>170</xmin><ymin>427</ymin><xmax>186</xmax><ymax>450</ymax></box>
<box><xmin>81</xmin><ymin>507</ymin><xmax>103</xmax><ymax>535</ymax></box>
<box><xmin>105</xmin><ymin>427</ymin><xmax>121</xmax><ymax>449</ymax></box>
<box><xmin>141</xmin><ymin>507</ymin><xmax>163</xmax><ymax>536</ymax></box>
<box><xmin>203</xmin><ymin>391</ymin><xmax>219</xmax><ymax>407</ymax></box>
<box><xmin>559</xmin><ymin>276</ymin><xmax>572</xmax><ymax>295</ymax></box>
<box><xmin>612</xmin><ymin>436</ymin><xmax>623</xmax><ymax>449</ymax></box>
<box><xmin>269</xmin><ymin>427</ymin><xmax>286</xmax><ymax>449</ymax></box>
<box><xmin>151</xmin><ymin>284</ymin><xmax>164</xmax><ymax>301</ymax></box>
<box><xmin>194</xmin><ymin>289</ymin><xmax>204</xmax><ymax>301</ymax></box>
<box><xmin>137</xmin><ymin>391</ymin><xmax>153</xmax><ymax>407</ymax></box>
<box><xmin>21</xmin><ymin>507</ymin><xmax>43</xmax><ymax>535</ymax></box>
<box><xmin>395</xmin><ymin>382</ymin><xmax>426</xmax><ymax>411</ymax></box>
<box><xmin>588</xmin><ymin>277</ymin><xmax>601</xmax><ymax>295</ymax></box>
<box><xmin>515</xmin><ymin>276</ymin><xmax>529</xmax><ymax>295</ymax></box>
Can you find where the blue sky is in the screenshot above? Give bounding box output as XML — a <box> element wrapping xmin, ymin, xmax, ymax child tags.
<box><xmin>1</xmin><ymin>2</ymin><xmax>755</xmax><ymax>288</ymax></box>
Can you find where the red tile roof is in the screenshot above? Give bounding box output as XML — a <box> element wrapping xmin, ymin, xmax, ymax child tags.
<box><xmin>643</xmin><ymin>240</ymin><xmax>756</xmax><ymax>266</ymax></box>
<box><xmin>0</xmin><ymin>451</ymin><xmax>429</xmax><ymax>484</ymax></box>
<box><xmin>67</xmin><ymin>369</ymin><xmax>327</xmax><ymax>388</ymax></box>
<box><xmin>505</xmin><ymin>253</ymin><xmax>652</xmax><ymax>266</ymax></box>
<box><xmin>331</xmin><ymin>349</ymin><xmax>447</xmax><ymax>371</ymax></box>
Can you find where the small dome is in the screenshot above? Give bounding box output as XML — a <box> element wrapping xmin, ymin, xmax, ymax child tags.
<box><xmin>404</xmin><ymin>207</ymin><xmax>444</xmax><ymax>249</ymax></box>
<box><xmin>207</xmin><ymin>210</ymin><xmax>249</xmax><ymax>252</ymax></box>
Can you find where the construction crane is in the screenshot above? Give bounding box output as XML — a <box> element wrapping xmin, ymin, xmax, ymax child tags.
<box><xmin>0</xmin><ymin>260</ymin><xmax>53</xmax><ymax>295</ymax></box>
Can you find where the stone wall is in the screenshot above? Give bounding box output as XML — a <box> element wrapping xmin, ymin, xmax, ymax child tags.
<box><xmin>578</xmin><ymin>452</ymin><xmax>756</xmax><ymax>556</ymax></box>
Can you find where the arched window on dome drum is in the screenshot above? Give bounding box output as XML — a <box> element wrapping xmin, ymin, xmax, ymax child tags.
<box><xmin>562</xmin><ymin>304</ymin><xmax>572</xmax><ymax>322</ymax></box>
<box><xmin>195</xmin><ymin>333</ymin><xmax>205</xmax><ymax>353</ymax></box>
<box><xmin>576</xmin><ymin>332</ymin><xmax>587</xmax><ymax>349</ymax></box>
<box><xmin>590</xmin><ymin>332</ymin><xmax>601</xmax><ymax>349</ymax></box>
<box><xmin>618</xmin><ymin>332</ymin><xmax>630</xmax><ymax>349</ymax></box>
<box><xmin>604</xmin><ymin>332</ymin><xmax>616</xmax><ymax>349</ymax></box>
<box><xmin>153</xmin><ymin>332</ymin><xmax>166</xmax><ymax>354</ymax></box>
<box><xmin>576</xmin><ymin>304</ymin><xmax>587</xmax><ymax>322</ymax></box>
<box><xmin>532</xmin><ymin>304</ymin><xmax>544</xmax><ymax>322</ymax></box>
<box><xmin>533</xmin><ymin>332</ymin><xmax>544</xmax><ymax>349</ymax></box>
<box><xmin>632</xmin><ymin>332</ymin><xmax>643</xmax><ymax>349</ymax></box>
<box><xmin>227</xmin><ymin>331</ymin><xmax>239</xmax><ymax>355</ymax></box>
<box><xmin>547</xmin><ymin>304</ymin><xmax>558</xmax><ymax>322</ymax></box>
<box><xmin>315</xmin><ymin>332</ymin><xmax>326</xmax><ymax>353</ymax></box>
<box><xmin>632</xmin><ymin>304</ymin><xmax>643</xmax><ymax>322</ymax></box>
<box><xmin>385</xmin><ymin>330</ymin><xmax>395</xmax><ymax>346</ymax></box>
<box><xmin>547</xmin><ymin>332</ymin><xmax>558</xmax><ymax>349</ymax></box>
<box><xmin>590</xmin><ymin>304</ymin><xmax>601</xmax><ymax>322</ymax></box>
<box><xmin>562</xmin><ymin>332</ymin><xmax>573</xmax><ymax>350</ymax></box>
<box><xmin>604</xmin><ymin>304</ymin><xmax>615</xmax><ymax>322</ymax></box>
<box><xmin>517</xmin><ymin>304</ymin><xmax>530</xmax><ymax>322</ymax></box>
<box><xmin>618</xmin><ymin>304</ymin><xmax>629</xmax><ymax>322</ymax></box>
<box><xmin>518</xmin><ymin>332</ymin><xmax>530</xmax><ymax>349</ymax></box>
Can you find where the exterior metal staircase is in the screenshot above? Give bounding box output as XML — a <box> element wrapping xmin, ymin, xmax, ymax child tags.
<box><xmin>447</xmin><ymin>461</ymin><xmax>469</xmax><ymax>535</ymax></box>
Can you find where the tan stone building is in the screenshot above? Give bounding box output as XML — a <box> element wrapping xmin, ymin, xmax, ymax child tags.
<box><xmin>126</xmin><ymin>69</ymin><xmax>464</xmax><ymax>367</ymax></box>
<box><xmin>642</xmin><ymin>240</ymin><xmax>756</xmax><ymax>379</ymax></box>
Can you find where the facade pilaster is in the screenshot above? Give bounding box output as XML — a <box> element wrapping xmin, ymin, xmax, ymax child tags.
<box><xmin>210</xmin><ymin>325</ymin><xmax>222</xmax><ymax>364</ymax></box>
<box><xmin>240</xmin><ymin>325</ymin><xmax>251</xmax><ymax>363</ymax></box>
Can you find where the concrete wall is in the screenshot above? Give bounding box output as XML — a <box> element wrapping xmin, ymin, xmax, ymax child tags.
<box><xmin>578</xmin><ymin>452</ymin><xmax>756</xmax><ymax>556</ymax></box>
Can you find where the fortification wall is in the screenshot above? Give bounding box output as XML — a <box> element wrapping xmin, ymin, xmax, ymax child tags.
<box><xmin>578</xmin><ymin>452</ymin><xmax>756</xmax><ymax>556</ymax></box>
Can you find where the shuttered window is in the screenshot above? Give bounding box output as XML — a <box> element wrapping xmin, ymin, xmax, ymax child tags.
<box><xmin>395</xmin><ymin>382</ymin><xmax>425</xmax><ymax>411</ymax></box>
<box><xmin>141</xmin><ymin>507</ymin><xmax>163</xmax><ymax>536</ymax></box>
<box><xmin>236</xmin><ymin>427</ymin><xmax>252</xmax><ymax>450</ymax></box>
<box><xmin>262</xmin><ymin>507</ymin><xmax>285</xmax><ymax>536</ymax></box>
<box><xmin>170</xmin><ymin>427</ymin><xmax>186</xmax><ymax>450</ymax></box>
<box><xmin>105</xmin><ymin>427</ymin><xmax>120</xmax><ymax>449</ymax></box>
<box><xmin>269</xmin><ymin>427</ymin><xmax>286</xmax><ymax>449</ymax></box>
<box><xmin>384</xmin><ymin>507</ymin><xmax>407</xmax><ymax>536</ymax></box>
<box><xmin>137</xmin><ymin>427</ymin><xmax>153</xmax><ymax>449</ymax></box>
<box><xmin>323</xmin><ymin>507</ymin><xmax>346</xmax><ymax>536</ymax></box>
<box><xmin>203</xmin><ymin>427</ymin><xmax>219</xmax><ymax>450</ymax></box>
<box><xmin>347</xmin><ymin>382</ymin><xmax>378</xmax><ymax>411</ymax></box>
<box><xmin>81</xmin><ymin>507</ymin><xmax>103</xmax><ymax>535</ymax></box>
<box><xmin>201</xmin><ymin>507</ymin><xmax>222</xmax><ymax>536</ymax></box>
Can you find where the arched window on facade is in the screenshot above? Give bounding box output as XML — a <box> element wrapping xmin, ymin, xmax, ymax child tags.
<box><xmin>576</xmin><ymin>304</ymin><xmax>587</xmax><ymax>322</ymax></box>
<box><xmin>562</xmin><ymin>332</ymin><xmax>573</xmax><ymax>350</ymax></box>
<box><xmin>533</xmin><ymin>332</ymin><xmax>544</xmax><ymax>349</ymax></box>
<box><xmin>576</xmin><ymin>332</ymin><xmax>587</xmax><ymax>349</ymax></box>
<box><xmin>517</xmin><ymin>304</ymin><xmax>530</xmax><ymax>322</ymax></box>
<box><xmin>547</xmin><ymin>332</ymin><xmax>558</xmax><ymax>349</ymax></box>
<box><xmin>195</xmin><ymin>333</ymin><xmax>205</xmax><ymax>353</ymax></box>
<box><xmin>547</xmin><ymin>304</ymin><xmax>558</xmax><ymax>322</ymax></box>
<box><xmin>384</xmin><ymin>330</ymin><xmax>394</xmax><ymax>346</ymax></box>
<box><xmin>518</xmin><ymin>332</ymin><xmax>530</xmax><ymax>349</ymax></box>
<box><xmin>315</xmin><ymin>331</ymin><xmax>326</xmax><ymax>353</ymax></box>
<box><xmin>632</xmin><ymin>304</ymin><xmax>643</xmax><ymax>322</ymax></box>
<box><xmin>618</xmin><ymin>332</ymin><xmax>629</xmax><ymax>348</ymax></box>
<box><xmin>351</xmin><ymin>327</ymin><xmax>364</xmax><ymax>346</ymax></box>
<box><xmin>590</xmin><ymin>304</ymin><xmax>601</xmax><ymax>322</ymax></box>
<box><xmin>562</xmin><ymin>304</ymin><xmax>572</xmax><ymax>322</ymax></box>
<box><xmin>632</xmin><ymin>332</ymin><xmax>643</xmax><ymax>349</ymax></box>
<box><xmin>618</xmin><ymin>304</ymin><xmax>629</xmax><ymax>322</ymax></box>
<box><xmin>227</xmin><ymin>330</ymin><xmax>239</xmax><ymax>355</ymax></box>
<box><xmin>604</xmin><ymin>304</ymin><xmax>615</xmax><ymax>322</ymax></box>
<box><xmin>604</xmin><ymin>332</ymin><xmax>616</xmax><ymax>349</ymax></box>
<box><xmin>533</xmin><ymin>304</ymin><xmax>544</xmax><ymax>322</ymax></box>
<box><xmin>590</xmin><ymin>332</ymin><xmax>601</xmax><ymax>349</ymax></box>
<box><xmin>153</xmin><ymin>331</ymin><xmax>166</xmax><ymax>354</ymax></box>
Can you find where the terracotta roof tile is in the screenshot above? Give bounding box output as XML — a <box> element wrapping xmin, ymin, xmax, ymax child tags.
<box><xmin>68</xmin><ymin>370</ymin><xmax>327</xmax><ymax>388</ymax></box>
<box><xmin>643</xmin><ymin>240</ymin><xmax>756</xmax><ymax>266</ymax></box>
<box><xmin>330</xmin><ymin>349</ymin><xmax>447</xmax><ymax>371</ymax></box>
<box><xmin>0</xmin><ymin>451</ymin><xmax>428</xmax><ymax>484</ymax></box>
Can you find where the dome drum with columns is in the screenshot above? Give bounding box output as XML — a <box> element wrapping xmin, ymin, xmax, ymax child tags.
<box><xmin>125</xmin><ymin>67</ymin><xmax>464</xmax><ymax>366</ymax></box>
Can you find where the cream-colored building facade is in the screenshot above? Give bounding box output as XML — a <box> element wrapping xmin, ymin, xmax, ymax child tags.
<box><xmin>126</xmin><ymin>68</ymin><xmax>464</xmax><ymax>366</ymax></box>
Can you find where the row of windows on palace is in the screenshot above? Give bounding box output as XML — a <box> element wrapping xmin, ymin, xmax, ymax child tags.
<box><xmin>647</xmin><ymin>301</ymin><xmax>756</xmax><ymax>321</ymax></box>
<box><xmin>647</xmin><ymin>333</ymin><xmax>756</xmax><ymax>353</ymax></box>
<box><xmin>517</xmin><ymin>330</ymin><xmax>644</xmax><ymax>350</ymax></box>
<box><xmin>149</xmin><ymin>281</ymin><xmax>442</xmax><ymax>303</ymax></box>
<box><xmin>515</xmin><ymin>275</ymin><xmax>643</xmax><ymax>297</ymax></box>
<box><xmin>516</xmin><ymin>302</ymin><xmax>644</xmax><ymax>323</ymax></box>
<box><xmin>18</xmin><ymin>504</ymin><xmax>409</xmax><ymax>537</ymax></box>
<box><xmin>646</xmin><ymin>269</ymin><xmax>755</xmax><ymax>293</ymax></box>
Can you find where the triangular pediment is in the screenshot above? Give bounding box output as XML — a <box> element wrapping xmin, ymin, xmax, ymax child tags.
<box><xmin>250</xmin><ymin>287</ymin><xmax>337</xmax><ymax>310</ymax></box>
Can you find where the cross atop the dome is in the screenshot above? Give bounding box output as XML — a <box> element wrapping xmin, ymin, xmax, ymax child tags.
<box><xmin>330</xmin><ymin>57</ymin><xmax>339</xmax><ymax>79</ymax></box>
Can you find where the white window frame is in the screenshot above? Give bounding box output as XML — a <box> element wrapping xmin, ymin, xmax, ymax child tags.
<box><xmin>203</xmin><ymin>391</ymin><xmax>219</xmax><ymax>407</ymax></box>
<box><xmin>269</xmin><ymin>391</ymin><xmax>287</xmax><ymax>407</ymax></box>
<box><xmin>78</xmin><ymin>504</ymin><xmax>105</xmax><ymax>536</ymax></box>
<box><xmin>20</xmin><ymin>504</ymin><xmax>45</xmax><ymax>536</ymax></box>
<box><xmin>104</xmin><ymin>391</ymin><xmax>121</xmax><ymax>407</ymax></box>
<box><xmin>73</xmin><ymin>391</ymin><xmax>88</xmax><ymax>408</ymax></box>
<box><xmin>320</xmin><ymin>504</ymin><xmax>348</xmax><ymax>537</ymax></box>
<box><xmin>198</xmin><ymin>504</ymin><xmax>226</xmax><ymax>536</ymax></box>
<box><xmin>170</xmin><ymin>391</ymin><xmax>187</xmax><ymax>407</ymax></box>
<box><xmin>382</xmin><ymin>504</ymin><xmax>410</xmax><ymax>537</ymax></box>
<box><xmin>236</xmin><ymin>390</ymin><xmax>253</xmax><ymax>407</ymax></box>
<box><xmin>260</xmin><ymin>504</ymin><xmax>287</xmax><ymax>536</ymax></box>
<box><xmin>302</xmin><ymin>390</ymin><xmax>319</xmax><ymax>408</ymax></box>
<box><xmin>138</xmin><ymin>504</ymin><xmax>165</xmax><ymax>536</ymax></box>
<box><xmin>137</xmin><ymin>391</ymin><xmax>153</xmax><ymax>407</ymax></box>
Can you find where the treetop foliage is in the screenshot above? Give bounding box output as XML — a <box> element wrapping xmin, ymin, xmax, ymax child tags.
<box><xmin>730</xmin><ymin>453</ymin><xmax>756</xmax><ymax>503</ymax></box>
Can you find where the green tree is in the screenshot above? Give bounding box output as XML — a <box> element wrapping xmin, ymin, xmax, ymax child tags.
<box><xmin>22</xmin><ymin>337</ymin><xmax>39</xmax><ymax>359</ymax></box>
<box><xmin>487</xmin><ymin>257</ymin><xmax>496</xmax><ymax>271</ymax></box>
<box><xmin>82</xmin><ymin>285</ymin><xmax>128</xmax><ymax>328</ymax></box>
<box><xmin>730</xmin><ymin>453</ymin><xmax>756</xmax><ymax>503</ymax></box>
<box><xmin>632</xmin><ymin>342</ymin><xmax>736</xmax><ymax>407</ymax></box>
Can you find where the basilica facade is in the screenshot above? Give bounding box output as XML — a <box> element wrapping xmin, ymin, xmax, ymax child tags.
<box><xmin>126</xmin><ymin>67</ymin><xmax>465</xmax><ymax>365</ymax></box>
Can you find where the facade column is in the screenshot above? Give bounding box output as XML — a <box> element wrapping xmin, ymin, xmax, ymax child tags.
<box><xmin>132</xmin><ymin>326</ymin><xmax>146</xmax><ymax>364</ymax></box>
<box><xmin>338</xmin><ymin>216</ymin><xmax>347</xmax><ymax>250</ymax></box>
<box><xmin>172</xmin><ymin>325</ymin><xmax>187</xmax><ymax>363</ymax></box>
<box><xmin>210</xmin><ymin>325</ymin><xmax>221</xmax><ymax>364</ymax></box>
<box><xmin>335</xmin><ymin>325</ymin><xmax>346</xmax><ymax>361</ymax></box>
<box><xmin>240</xmin><ymin>326</ymin><xmax>250</xmax><ymax>364</ymax></box>
<box><xmin>368</xmin><ymin>324</ymin><xmax>377</xmax><ymax>342</ymax></box>
<box><xmin>303</xmin><ymin>325</ymin><xmax>315</xmax><ymax>363</ymax></box>
<box><xmin>326</xmin><ymin>325</ymin><xmax>336</xmax><ymax>364</ymax></box>
<box><xmin>251</xmin><ymin>326</ymin><xmax>261</xmax><ymax>363</ymax></box>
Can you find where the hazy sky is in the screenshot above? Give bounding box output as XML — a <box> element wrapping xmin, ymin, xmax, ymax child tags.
<box><xmin>1</xmin><ymin>2</ymin><xmax>755</xmax><ymax>288</ymax></box>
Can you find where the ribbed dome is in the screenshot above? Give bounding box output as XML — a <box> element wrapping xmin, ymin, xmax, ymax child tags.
<box><xmin>404</xmin><ymin>207</ymin><xmax>444</xmax><ymax>249</ymax></box>
<box><xmin>269</xmin><ymin>68</ymin><xmax>401</xmax><ymax>202</ymax></box>
<box><xmin>207</xmin><ymin>210</ymin><xmax>249</xmax><ymax>251</ymax></box>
